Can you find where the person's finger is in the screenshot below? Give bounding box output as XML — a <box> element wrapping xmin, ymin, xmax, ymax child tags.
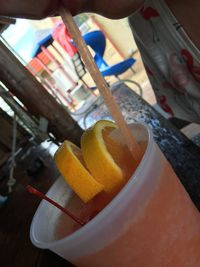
<box><xmin>0</xmin><ymin>0</ymin><xmax>59</xmax><ymax>19</ymax></box>
<box><xmin>61</xmin><ymin>0</ymin><xmax>86</xmax><ymax>15</ymax></box>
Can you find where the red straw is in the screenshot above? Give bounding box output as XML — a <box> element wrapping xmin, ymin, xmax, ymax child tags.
<box><xmin>26</xmin><ymin>185</ymin><xmax>86</xmax><ymax>226</ymax></box>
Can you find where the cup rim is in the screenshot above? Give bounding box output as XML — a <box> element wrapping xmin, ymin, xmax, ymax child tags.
<box><xmin>30</xmin><ymin>122</ymin><xmax>153</xmax><ymax>249</ymax></box>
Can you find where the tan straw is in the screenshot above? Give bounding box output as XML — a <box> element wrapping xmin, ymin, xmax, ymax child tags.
<box><xmin>60</xmin><ymin>7</ymin><xmax>142</xmax><ymax>161</ymax></box>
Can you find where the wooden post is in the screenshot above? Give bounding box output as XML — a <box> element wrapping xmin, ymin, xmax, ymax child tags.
<box><xmin>0</xmin><ymin>40</ymin><xmax>83</xmax><ymax>145</ymax></box>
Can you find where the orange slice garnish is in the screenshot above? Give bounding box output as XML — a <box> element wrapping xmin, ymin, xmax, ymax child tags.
<box><xmin>81</xmin><ymin>120</ymin><xmax>136</xmax><ymax>193</ymax></box>
<box><xmin>54</xmin><ymin>140</ymin><xmax>104</xmax><ymax>203</ymax></box>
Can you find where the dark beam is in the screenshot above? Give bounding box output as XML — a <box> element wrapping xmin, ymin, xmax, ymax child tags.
<box><xmin>0</xmin><ymin>41</ymin><xmax>83</xmax><ymax>145</ymax></box>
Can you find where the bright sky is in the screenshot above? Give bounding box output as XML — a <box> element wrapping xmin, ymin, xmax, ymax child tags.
<box><xmin>2</xmin><ymin>19</ymin><xmax>30</xmax><ymax>46</ymax></box>
<box><xmin>2</xmin><ymin>19</ymin><xmax>34</xmax><ymax>62</ymax></box>
<box><xmin>2</xmin><ymin>19</ymin><xmax>52</xmax><ymax>63</ymax></box>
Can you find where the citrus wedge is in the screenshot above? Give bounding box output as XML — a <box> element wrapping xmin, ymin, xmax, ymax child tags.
<box><xmin>54</xmin><ymin>140</ymin><xmax>104</xmax><ymax>203</ymax></box>
<box><xmin>81</xmin><ymin>120</ymin><xmax>135</xmax><ymax>193</ymax></box>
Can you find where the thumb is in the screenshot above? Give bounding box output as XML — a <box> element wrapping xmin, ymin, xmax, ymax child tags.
<box><xmin>61</xmin><ymin>0</ymin><xmax>85</xmax><ymax>15</ymax></box>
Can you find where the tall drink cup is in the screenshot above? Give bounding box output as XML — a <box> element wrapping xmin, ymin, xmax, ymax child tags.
<box><xmin>30</xmin><ymin>123</ymin><xmax>200</xmax><ymax>267</ymax></box>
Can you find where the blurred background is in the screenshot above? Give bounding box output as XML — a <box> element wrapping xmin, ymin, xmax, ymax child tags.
<box><xmin>0</xmin><ymin>12</ymin><xmax>200</xmax><ymax>267</ymax></box>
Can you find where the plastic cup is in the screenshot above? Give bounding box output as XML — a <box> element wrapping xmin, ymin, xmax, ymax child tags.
<box><xmin>30</xmin><ymin>123</ymin><xmax>200</xmax><ymax>267</ymax></box>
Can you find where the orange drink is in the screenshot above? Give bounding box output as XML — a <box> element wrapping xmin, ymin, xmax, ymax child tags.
<box><xmin>30</xmin><ymin>123</ymin><xmax>200</xmax><ymax>266</ymax></box>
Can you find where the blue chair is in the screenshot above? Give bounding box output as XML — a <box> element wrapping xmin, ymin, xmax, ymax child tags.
<box><xmin>70</xmin><ymin>31</ymin><xmax>142</xmax><ymax>125</ymax></box>
<box><xmin>82</xmin><ymin>30</ymin><xmax>136</xmax><ymax>78</ymax></box>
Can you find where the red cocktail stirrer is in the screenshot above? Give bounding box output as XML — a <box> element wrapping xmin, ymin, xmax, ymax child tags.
<box><xmin>26</xmin><ymin>185</ymin><xmax>86</xmax><ymax>226</ymax></box>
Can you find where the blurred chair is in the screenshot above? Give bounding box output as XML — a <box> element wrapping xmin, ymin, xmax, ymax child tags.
<box><xmin>36</xmin><ymin>30</ymin><xmax>94</xmax><ymax>99</ymax></box>
<box><xmin>28</xmin><ymin>34</ymin><xmax>85</xmax><ymax>110</ymax></box>
<box><xmin>83</xmin><ymin>30</ymin><xmax>136</xmax><ymax>78</ymax></box>
<box><xmin>82</xmin><ymin>30</ymin><xmax>142</xmax><ymax>96</ymax></box>
<box><xmin>32</xmin><ymin>34</ymin><xmax>78</xmax><ymax>89</ymax></box>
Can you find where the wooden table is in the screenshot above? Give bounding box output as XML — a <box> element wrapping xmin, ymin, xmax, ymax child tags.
<box><xmin>1</xmin><ymin>82</ymin><xmax>200</xmax><ymax>267</ymax></box>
